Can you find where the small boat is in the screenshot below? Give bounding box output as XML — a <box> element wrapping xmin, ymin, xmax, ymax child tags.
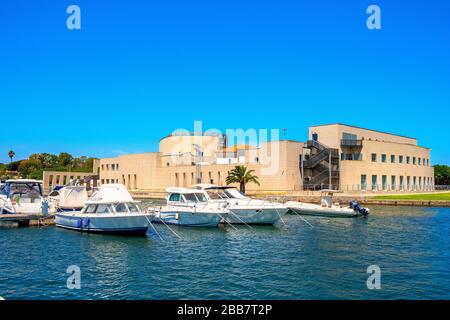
<box><xmin>285</xmin><ymin>190</ymin><xmax>370</xmax><ymax>218</ymax></box>
<box><xmin>192</xmin><ymin>184</ymin><xmax>288</xmax><ymax>225</ymax></box>
<box><xmin>55</xmin><ymin>184</ymin><xmax>150</xmax><ymax>235</ymax></box>
<box><xmin>0</xmin><ymin>179</ymin><xmax>44</xmax><ymax>214</ymax></box>
<box><xmin>149</xmin><ymin>188</ymin><xmax>224</xmax><ymax>227</ymax></box>
<box><xmin>48</xmin><ymin>185</ymin><xmax>88</xmax><ymax>212</ymax></box>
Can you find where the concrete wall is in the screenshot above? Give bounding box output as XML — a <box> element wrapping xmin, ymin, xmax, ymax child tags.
<box><xmin>42</xmin><ymin>171</ymin><xmax>98</xmax><ymax>194</ymax></box>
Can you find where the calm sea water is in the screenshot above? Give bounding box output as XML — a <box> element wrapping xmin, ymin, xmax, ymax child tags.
<box><xmin>0</xmin><ymin>204</ymin><xmax>449</xmax><ymax>300</ymax></box>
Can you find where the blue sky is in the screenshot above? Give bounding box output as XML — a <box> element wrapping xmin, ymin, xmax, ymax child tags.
<box><xmin>1</xmin><ymin>0</ymin><xmax>449</xmax><ymax>164</ymax></box>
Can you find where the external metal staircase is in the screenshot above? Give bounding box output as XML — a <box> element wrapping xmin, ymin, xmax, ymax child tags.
<box><xmin>302</xmin><ymin>140</ymin><xmax>340</xmax><ymax>190</ymax></box>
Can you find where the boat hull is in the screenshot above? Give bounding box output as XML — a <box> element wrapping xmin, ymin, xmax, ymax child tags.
<box><xmin>55</xmin><ymin>212</ymin><xmax>150</xmax><ymax>235</ymax></box>
<box><xmin>285</xmin><ymin>201</ymin><xmax>358</xmax><ymax>218</ymax></box>
<box><xmin>223</xmin><ymin>207</ymin><xmax>288</xmax><ymax>225</ymax></box>
<box><xmin>151</xmin><ymin>211</ymin><xmax>222</xmax><ymax>227</ymax></box>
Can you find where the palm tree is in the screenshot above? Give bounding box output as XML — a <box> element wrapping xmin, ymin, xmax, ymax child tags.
<box><xmin>225</xmin><ymin>165</ymin><xmax>260</xmax><ymax>195</ymax></box>
<box><xmin>8</xmin><ymin>150</ymin><xmax>15</xmax><ymax>164</ymax></box>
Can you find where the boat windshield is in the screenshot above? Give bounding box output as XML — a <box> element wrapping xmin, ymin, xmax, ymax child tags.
<box><xmin>183</xmin><ymin>193</ymin><xmax>207</xmax><ymax>203</ymax></box>
<box><xmin>127</xmin><ymin>202</ymin><xmax>141</xmax><ymax>213</ymax></box>
<box><xmin>206</xmin><ymin>189</ymin><xmax>229</xmax><ymax>200</ymax></box>
<box><xmin>223</xmin><ymin>188</ymin><xmax>247</xmax><ymax>199</ymax></box>
<box><xmin>2</xmin><ymin>182</ymin><xmax>42</xmax><ymax>201</ymax></box>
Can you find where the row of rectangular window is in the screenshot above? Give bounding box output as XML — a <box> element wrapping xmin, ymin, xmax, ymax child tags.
<box><xmin>371</xmin><ymin>154</ymin><xmax>430</xmax><ymax>166</ymax></box>
<box><xmin>360</xmin><ymin>175</ymin><xmax>433</xmax><ymax>191</ymax></box>
<box><xmin>101</xmin><ymin>164</ymin><xmax>120</xmax><ymax>171</ymax></box>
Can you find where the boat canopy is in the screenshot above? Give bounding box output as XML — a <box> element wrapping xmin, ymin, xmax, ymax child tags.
<box><xmin>58</xmin><ymin>186</ymin><xmax>88</xmax><ymax>208</ymax></box>
<box><xmin>87</xmin><ymin>184</ymin><xmax>137</xmax><ymax>204</ymax></box>
<box><xmin>1</xmin><ymin>180</ymin><xmax>43</xmax><ymax>198</ymax></box>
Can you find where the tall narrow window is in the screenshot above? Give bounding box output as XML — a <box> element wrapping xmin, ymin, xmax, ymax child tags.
<box><xmin>382</xmin><ymin>175</ymin><xmax>387</xmax><ymax>190</ymax></box>
<box><xmin>381</xmin><ymin>154</ymin><xmax>387</xmax><ymax>163</ymax></box>
<box><xmin>391</xmin><ymin>155</ymin><xmax>395</xmax><ymax>163</ymax></box>
<box><xmin>399</xmin><ymin>155</ymin><xmax>404</xmax><ymax>164</ymax></box>
<box><xmin>399</xmin><ymin>176</ymin><xmax>404</xmax><ymax>191</ymax></box>
<box><xmin>361</xmin><ymin>175</ymin><xmax>367</xmax><ymax>190</ymax></box>
<box><xmin>391</xmin><ymin>176</ymin><xmax>396</xmax><ymax>190</ymax></box>
<box><xmin>372</xmin><ymin>175</ymin><xmax>378</xmax><ymax>191</ymax></box>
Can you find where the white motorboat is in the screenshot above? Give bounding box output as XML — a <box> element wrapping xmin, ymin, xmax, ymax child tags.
<box><xmin>48</xmin><ymin>185</ymin><xmax>88</xmax><ymax>213</ymax></box>
<box><xmin>285</xmin><ymin>190</ymin><xmax>370</xmax><ymax>218</ymax></box>
<box><xmin>0</xmin><ymin>179</ymin><xmax>44</xmax><ymax>214</ymax></box>
<box><xmin>55</xmin><ymin>184</ymin><xmax>150</xmax><ymax>235</ymax></box>
<box><xmin>149</xmin><ymin>188</ymin><xmax>224</xmax><ymax>227</ymax></box>
<box><xmin>192</xmin><ymin>184</ymin><xmax>288</xmax><ymax>225</ymax></box>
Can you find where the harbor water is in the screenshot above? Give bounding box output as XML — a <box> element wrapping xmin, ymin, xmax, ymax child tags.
<box><xmin>0</xmin><ymin>204</ymin><xmax>449</xmax><ymax>300</ymax></box>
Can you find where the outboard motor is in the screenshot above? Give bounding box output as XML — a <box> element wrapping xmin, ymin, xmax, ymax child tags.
<box><xmin>349</xmin><ymin>200</ymin><xmax>370</xmax><ymax>217</ymax></box>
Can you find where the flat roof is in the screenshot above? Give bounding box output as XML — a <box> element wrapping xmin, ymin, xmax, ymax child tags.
<box><xmin>309</xmin><ymin>123</ymin><xmax>417</xmax><ymax>140</ymax></box>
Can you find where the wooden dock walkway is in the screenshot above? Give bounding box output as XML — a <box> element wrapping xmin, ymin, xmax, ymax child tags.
<box><xmin>0</xmin><ymin>213</ymin><xmax>55</xmax><ymax>227</ymax></box>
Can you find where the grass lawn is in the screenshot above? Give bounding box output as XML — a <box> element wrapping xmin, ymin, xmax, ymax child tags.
<box><xmin>373</xmin><ymin>192</ymin><xmax>450</xmax><ymax>201</ymax></box>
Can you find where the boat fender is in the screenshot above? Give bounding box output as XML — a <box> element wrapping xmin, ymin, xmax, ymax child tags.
<box><xmin>176</xmin><ymin>213</ymin><xmax>179</xmax><ymax>220</ymax></box>
<box><xmin>82</xmin><ymin>218</ymin><xmax>90</xmax><ymax>228</ymax></box>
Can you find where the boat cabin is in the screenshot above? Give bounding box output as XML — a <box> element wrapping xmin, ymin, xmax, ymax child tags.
<box><xmin>81</xmin><ymin>184</ymin><xmax>142</xmax><ymax>214</ymax></box>
<box><xmin>166</xmin><ymin>188</ymin><xmax>208</xmax><ymax>205</ymax></box>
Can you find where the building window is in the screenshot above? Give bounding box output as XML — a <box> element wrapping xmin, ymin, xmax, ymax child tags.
<box><xmin>382</xmin><ymin>175</ymin><xmax>387</xmax><ymax>190</ymax></box>
<box><xmin>361</xmin><ymin>175</ymin><xmax>367</xmax><ymax>190</ymax></box>
<box><xmin>112</xmin><ymin>164</ymin><xmax>115</xmax><ymax>171</ymax></box>
<box><xmin>407</xmin><ymin>176</ymin><xmax>411</xmax><ymax>190</ymax></box>
<box><xmin>399</xmin><ymin>176</ymin><xmax>404</xmax><ymax>190</ymax></box>
<box><xmin>391</xmin><ymin>155</ymin><xmax>395</xmax><ymax>163</ymax></box>
<box><xmin>399</xmin><ymin>155</ymin><xmax>404</xmax><ymax>163</ymax></box>
<box><xmin>419</xmin><ymin>177</ymin><xmax>422</xmax><ymax>190</ymax></box>
<box><xmin>418</xmin><ymin>158</ymin><xmax>421</xmax><ymax>166</ymax></box>
<box><xmin>117</xmin><ymin>164</ymin><xmax>119</xmax><ymax>170</ymax></box>
<box><xmin>372</xmin><ymin>175</ymin><xmax>378</xmax><ymax>191</ymax></box>
<box><xmin>371</xmin><ymin>153</ymin><xmax>377</xmax><ymax>162</ymax></box>
<box><xmin>413</xmin><ymin>176</ymin><xmax>417</xmax><ymax>190</ymax></box>
<box><xmin>423</xmin><ymin>158</ymin><xmax>426</xmax><ymax>166</ymax></box>
<box><xmin>413</xmin><ymin>157</ymin><xmax>416</xmax><ymax>165</ymax></box>
<box><xmin>101</xmin><ymin>164</ymin><xmax>104</xmax><ymax>171</ymax></box>
<box><xmin>406</xmin><ymin>156</ymin><xmax>410</xmax><ymax>164</ymax></box>
<box><xmin>391</xmin><ymin>176</ymin><xmax>396</xmax><ymax>190</ymax></box>
<box><xmin>381</xmin><ymin>154</ymin><xmax>387</xmax><ymax>163</ymax></box>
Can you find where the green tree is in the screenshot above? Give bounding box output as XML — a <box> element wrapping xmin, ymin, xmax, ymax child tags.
<box><xmin>225</xmin><ymin>165</ymin><xmax>260</xmax><ymax>195</ymax></box>
<box><xmin>29</xmin><ymin>153</ymin><xmax>58</xmax><ymax>168</ymax></box>
<box><xmin>58</xmin><ymin>152</ymin><xmax>73</xmax><ymax>167</ymax></box>
<box><xmin>434</xmin><ymin>165</ymin><xmax>450</xmax><ymax>185</ymax></box>
<box><xmin>18</xmin><ymin>159</ymin><xmax>42</xmax><ymax>178</ymax></box>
